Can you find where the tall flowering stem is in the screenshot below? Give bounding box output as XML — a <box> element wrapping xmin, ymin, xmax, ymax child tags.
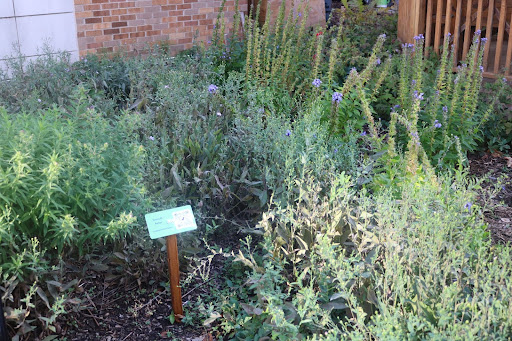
<box><xmin>311</xmin><ymin>33</ymin><xmax>325</xmax><ymax>85</ymax></box>
<box><xmin>356</xmin><ymin>81</ymin><xmax>379</xmax><ymax>141</ymax></box>
<box><xmin>245</xmin><ymin>19</ymin><xmax>254</xmax><ymax>82</ymax></box>
<box><xmin>388</xmin><ymin>111</ymin><xmax>398</xmax><ymax>158</ymax></box>
<box><xmin>327</xmin><ymin>38</ymin><xmax>338</xmax><ymax>86</ymax></box>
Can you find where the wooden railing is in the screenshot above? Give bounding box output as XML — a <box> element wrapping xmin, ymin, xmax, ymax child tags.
<box><xmin>398</xmin><ymin>0</ymin><xmax>512</xmax><ymax>79</ymax></box>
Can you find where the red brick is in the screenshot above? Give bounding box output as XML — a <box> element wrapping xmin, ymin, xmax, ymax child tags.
<box><xmin>112</xmin><ymin>21</ymin><xmax>128</xmax><ymax>28</ymax></box>
<box><xmin>119</xmin><ymin>2</ymin><xmax>136</xmax><ymax>8</ymax></box>
<box><xmin>84</xmin><ymin>4</ymin><xmax>101</xmax><ymax>10</ymax></box>
<box><xmin>104</xmin><ymin>28</ymin><xmax>120</xmax><ymax>35</ymax></box>
<box><xmin>111</xmin><ymin>9</ymin><xmax>128</xmax><ymax>15</ymax></box>
<box><xmin>86</xmin><ymin>30</ymin><xmax>103</xmax><ymax>36</ymax></box>
<box><xmin>93</xmin><ymin>10</ymin><xmax>110</xmax><ymax>16</ymax></box>
<box><xmin>137</xmin><ymin>25</ymin><xmax>152</xmax><ymax>31</ymax></box>
<box><xmin>121</xmin><ymin>27</ymin><xmax>137</xmax><ymax>33</ymax></box>
<box><xmin>85</xmin><ymin>17</ymin><xmax>102</xmax><ymax>24</ymax></box>
<box><xmin>75</xmin><ymin>11</ymin><xmax>93</xmax><ymax>18</ymax></box>
<box><xmin>130</xmin><ymin>32</ymin><xmax>146</xmax><ymax>38</ymax></box>
<box><xmin>177</xmin><ymin>15</ymin><xmax>191</xmax><ymax>21</ymax></box>
<box><xmin>146</xmin><ymin>30</ymin><xmax>161</xmax><ymax>36</ymax></box>
<box><xmin>93</xmin><ymin>22</ymin><xmax>111</xmax><ymax>29</ymax></box>
<box><xmin>87</xmin><ymin>42</ymin><xmax>103</xmax><ymax>49</ymax></box>
<box><xmin>177</xmin><ymin>4</ymin><xmax>191</xmax><ymax>10</ymax></box>
<box><xmin>127</xmin><ymin>7</ymin><xmax>144</xmax><ymax>14</ymax></box>
<box><xmin>120</xmin><ymin>14</ymin><xmax>136</xmax><ymax>20</ymax></box>
<box><xmin>184</xmin><ymin>20</ymin><xmax>198</xmax><ymax>26</ymax></box>
<box><xmin>102</xmin><ymin>3</ymin><xmax>119</xmax><ymax>9</ymax></box>
<box><xmin>103</xmin><ymin>16</ymin><xmax>120</xmax><ymax>22</ymax></box>
<box><xmin>114</xmin><ymin>33</ymin><xmax>129</xmax><ymax>40</ymax></box>
<box><xmin>178</xmin><ymin>38</ymin><xmax>192</xmax><ymax>44</ymax></box>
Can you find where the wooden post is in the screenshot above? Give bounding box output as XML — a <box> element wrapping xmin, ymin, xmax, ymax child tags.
<box><xmin>398</xmin><ymin>0</ymin><xmax>427</xmax><ymax>43</ymax></box>
<box><xmin>166</xmin><ymin>235</ymin><xmax>183</xmax><ymax>321</ymax></box>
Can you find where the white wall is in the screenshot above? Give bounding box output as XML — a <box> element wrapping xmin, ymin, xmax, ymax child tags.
<box><xmin>0</xmin><ymin>0</ymin><xmax>78</xmax><ymax>73</ymax></box>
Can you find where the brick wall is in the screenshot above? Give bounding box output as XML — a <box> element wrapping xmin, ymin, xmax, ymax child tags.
<box><xmin>74</xmin><ymin>0</ymin><xmax>247</xmax><ymax>57</ymax></box>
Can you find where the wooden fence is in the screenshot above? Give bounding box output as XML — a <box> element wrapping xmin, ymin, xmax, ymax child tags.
<box><xmin>398</xmin><ymin>0</ymin><xmax>512</xmax><ymax>79</ymax></box>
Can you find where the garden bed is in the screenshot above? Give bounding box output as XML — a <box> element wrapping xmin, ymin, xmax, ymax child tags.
<box><xmin>1</xmin><ymin>2</ymin><xmax>512</xmax><ymax>340</ymax></box>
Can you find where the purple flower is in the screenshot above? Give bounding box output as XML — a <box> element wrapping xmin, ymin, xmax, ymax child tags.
<box><xmin>446</xmin><ymin>32</ymin><xmax>452</xmax><ymax>37</ymax></box>
<box><xmin>413</xmin><ymin>91</ymin><xmax>424</xmax><ymax>101</ymax></box>
<box><xmin>334</xmin><ymin>148</ymin><xmax>338</xmax><ymax>153</ymax></box>
<box><xmin>479</xmin><ymin>65</ymin><xmax>484</xmax><ymax>73</ymax></box>
<box><xmin>481</xmin><ymin>37</ymin><xmax>488</xmax><ymax>43</ymax></box>
<box><xmin>332</xmin><ymin>92</ymin><xmax>343</xmax><ymax>103</ymax></box>
<box><xmin>379</xmin><ymin>33</ymin><xmax>387</xmax><ymax>39</ymax></box>
<box><xmin>208</xmin><ymin>84</ymin><xmax>218</xmax><ymax>94</ymax></box>
<box><xmin>360</xmin><ymin>131</ymin><xmax>367</xmax><ymax>136</ymax></box>
<box><xmin>436</xmin><ymin>90</ymin><xmax>440</xmax><ymax>96</ymax></box>
<box><xmin>434</xmin><ymin>120</ymin><xmax>442</xmax><ymax>128</ymax></box>
<box><xmin>411</xmin><ymin>79</ymin><xmax>417</xmax><ymax>86</ymax></box>
<box><xmin>376</xmin><ymin>58</ymin><xmax>381</xmax><ymax>65</ymax></box>
<box><xmin>475</xmin><ymin>29</ymin><xmax>481</xmax><ymax>35</ymax></box>
<box><xmin>312</xmin><ymin>78</ymin><xmax>322</xmax><ymax>87</ymax></box>
<box><xmin>37</xmin><ymin>99</ymin><xmax>42</xmax><ymax>103</ymax></box>
<box><xmin>149</xmin><ymin>136</ymin><xmax>155</xmax><ymax>141</ymax></box>
<box><xmin>442</xmin><ymin>106</ymin><xmax>448</xmax><ymax>112</ymax></box>
<box><xmin>503</xmin><ymin>78</ymin><xmax>508</xmax><ymax>83</ymax></box>
<box><xmin>391</xmin><ymin>104</ymin><xmax>400</xmax><ymax>112</ymax></box>
<box><xmin>285</xmin><ymin>129</ymin><xmax>292</xmax><ymax>136</ymax></box>
<box><xmin>207</xmin><ymin>40</ymin><xmax>212</xmax><ymax>44</ymax></box>
<box><xmin>464</xmin><ymin>202</ymin><xmax>472</xmax><ymax>210</ymax></box>
<box><xmin>413</xmin><ymin>34</ymin><xmax>424</xmax><ymax>41</ymax></box>
<box><xmin>298</xmin><ymin>12</ymin><xmax>302</xmax><ymax>17</ymax></box>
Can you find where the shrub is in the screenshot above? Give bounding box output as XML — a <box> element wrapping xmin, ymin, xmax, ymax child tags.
<box><xmin>207</xmin><ymin>168</ymin><xmax>512</xmax><ymax>340</ymax></box>
<box><xmin>0</xmin><ymin>90</ymin><xmax>147</xmax><ymax>258</ymax></box>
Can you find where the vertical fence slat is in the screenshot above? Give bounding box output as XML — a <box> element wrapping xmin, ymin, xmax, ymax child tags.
<box><xmin>434</xmin><ymin>0</ymin><xmax>444</xmax><ymax>53</ymax></box>
<box><xmin>462</xmin><ymin>0</ymin><xmax>473</xmax><ymax>60</ymax></box>
<box><xmin>425</xmin><ymin>0</ymin><xmax>434</xmax><ymax>56</ymax></box>
<box><xmin>445</xmin><ymin>0</ymin><xmax>454</xmax><ymax>37</ymax></box>
<box><xmin>483</xmin><ymin>0</ymin><xmax>495</xmax><ymax>70</ymax></box>
<box><xmin>475</xmin><ymin>0</ymin><xmax>484</xmax><ymax>32</ymax></box>
<box><xmin>505</xmin><ymin>4</ymin><xmax>512</xmax><ymax>75</ymax></box>
<box><xmin>453</xmin><ymin>0</ymin><xmax>463</xmax><ymax>66</ymax></box>
<box><xmin>494</xmin><ymin>0</ymin><xmax>508</xmax><ymax>73</ymax></box>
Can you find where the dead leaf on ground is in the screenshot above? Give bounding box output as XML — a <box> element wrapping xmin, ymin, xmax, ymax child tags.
<box><xmin>505</xmin><ymin>157</ymin><xmax>512</xmax><ymax>168</ymax></box>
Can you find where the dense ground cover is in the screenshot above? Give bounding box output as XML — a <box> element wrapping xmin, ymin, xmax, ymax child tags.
<box><xmin>1</xmin><ymin>2</ymin><xmax>511</xmax><ymax>340</ymax></box>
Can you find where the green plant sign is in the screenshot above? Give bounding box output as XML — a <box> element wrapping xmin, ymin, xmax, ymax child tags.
<box><xmin>144</xmin><ymin>205</ymin><xmax>197</xmax><ymax>239</ymax></box>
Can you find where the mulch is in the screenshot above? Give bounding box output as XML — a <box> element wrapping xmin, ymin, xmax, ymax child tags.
<box><xmin>469</xmin><ymin>152</ymin><xmax>512</xmax><ymax>245</ymax></box>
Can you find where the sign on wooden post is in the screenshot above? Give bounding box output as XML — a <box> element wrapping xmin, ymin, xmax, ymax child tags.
<box><xmin>145</xmin><ymin>205</ymin><xmax>198</xmax><ymax>322</ymax></box>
